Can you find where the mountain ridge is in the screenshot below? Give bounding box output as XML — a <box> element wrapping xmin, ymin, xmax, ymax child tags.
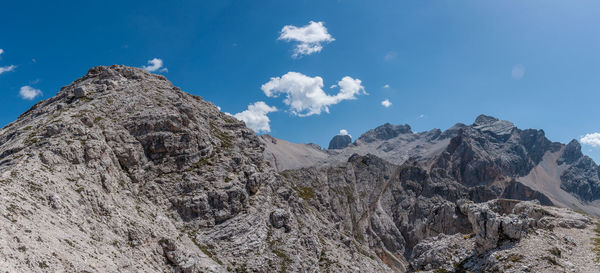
<box><xmin>1</xmin><ymin>65</ymin><xmax>599</xmax><ymax>272</ymax></box>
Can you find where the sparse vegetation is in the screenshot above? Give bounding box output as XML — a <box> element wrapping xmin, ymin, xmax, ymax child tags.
<box><xmin>210</xmin><ymin>122</ymin><xmax>233</xmax><ymax>149</ymax></box>
<box><xmin>592</xmin><ymin>221</ymin><xmax>600</xmax><ymax>262</ymax></box>
<box><xmin>189</xmin><ymin>232</ymin><xmax>223</xmax><ymax>265</ymax></box>
<box><xmin>78</xmin><ymin>96</ymin><xmax>93</xmax><ymax>102</ymax></box>
<box><xmin>294</xmin><ymin>186</ymin><xmax>314</xmax><ymax>200</ymax></box>
<box><xmin>463</xmin><ymin>233</ymin><xmax>475</xmax><ymax>239</ymax></box>
<box><xmin>507</xmin><ymin>253</ymin><xmax>523</xmax><ymax>262</ymax></box>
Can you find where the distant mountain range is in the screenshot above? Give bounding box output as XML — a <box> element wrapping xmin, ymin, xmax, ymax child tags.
<box><xmin>263</xmin><ymin>114</ymin><xmax>600</xmax><ymax>216</ymax></box>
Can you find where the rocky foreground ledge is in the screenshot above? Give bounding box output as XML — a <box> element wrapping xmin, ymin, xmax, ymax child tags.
<box><xmin>412</xmin><ymin>199</ymin><xmax>599</xmax><ymax>272</ymax></box>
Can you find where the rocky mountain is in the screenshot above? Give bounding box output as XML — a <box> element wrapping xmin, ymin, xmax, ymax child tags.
<box><xmin>328</xmin><ymin>135</ymin><xmax>351</xmax><ymax>150</ymax></box>
<box><xmin>263</xmin><ymin>114</ymin><xmax>600</xmax><ymax>216</ymax></box>
<box><xmin>1</xmin><ymin>65</ymin><xmax>599</xmax><ymax>272</ymax></box>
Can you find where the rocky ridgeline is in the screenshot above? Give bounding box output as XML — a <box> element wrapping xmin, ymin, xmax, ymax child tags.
<box><xmin>0</xmin><ymin>66</ymin><xmax>384</xmax><ymax>272</ymax></box>
<box><xmin>0</xmin><ymin>65</ymin><xmax>599</xmax><ymax>272</ymax></box>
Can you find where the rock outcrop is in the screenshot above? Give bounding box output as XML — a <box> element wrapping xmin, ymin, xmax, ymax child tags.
<box><xmin>328</xmin><ymin>134</ymin><xmax>352</xmax><ymax>150</ymax></box>
<box><xmin>411</xmin><ymin>199</ymin><xmax>597</xmax><ymax>272</ymax></box>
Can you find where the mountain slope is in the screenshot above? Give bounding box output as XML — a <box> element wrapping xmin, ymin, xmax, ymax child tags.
<box><xmin>0</xmin><ymin>66</ymin><xmax>391</xmax><ymax>272</ymax></box>
<box><xmin>265</xmin><ymin>115</ymin><xmax>600</xmax><ymax>216</ymax></box>
<box><xmin>1</xmin><ymin>66</ymin><xmax>598</xmax><ymax>273</ymax></box>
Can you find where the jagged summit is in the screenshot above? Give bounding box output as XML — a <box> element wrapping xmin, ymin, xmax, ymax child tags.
<box><xmin>472</xmin><ymin>114</ymin><xmax>516</xmax><ymax>137</ymax></box>
<box><xmin>473</xmin><ymin>114</ymin><xmax>500</xmax><ymax>125</ymax></box>
<box><xmin>357</xmin><ymin>123</ymin><xmax>412</xmax><ymax>143</ymax></box>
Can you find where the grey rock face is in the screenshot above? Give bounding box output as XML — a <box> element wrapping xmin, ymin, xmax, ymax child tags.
<box><xmin>269</xmin><ymin>209</ymin><xmax>290</xmax><ymax>231</ymax></box>
<box><xmin>558</xmin><ymin>139</ymin><xmax>584</xmax><ymax>165</ymax></box>
<box><xmin>473</xmin><ymin>114</ymin><xmax>516</xmax><ymax>137</ymax></box>
<box><xmin>357</xmin><ymin>123</ymin><xmax>412</xmax><ymax>143</ymax></box>
<box><xmin>411</xmin><ymin>199</ymin><xmax>596</xmax><ymax>272</ymax></box>
<box><xmin>0</xmin><ymin>66</ymin><xmax>394</xmax><ymax>272</ymax></box>
<box><xmin>328</xmin><ymin>134</ymin><xmax>352</xmax><ymax>149</ymax></box>
<box><xmin>410</xmin><ymin>233</ymin><xmax>473</xmax><ymax>271</ymax></box>
<box><xmin>458</xmin><ymin>199</ymin><xmax>539</xmax><ymax>253</ymax></box>
<box><xmin>558</xmin><ymin>141</ymin><xmax>600</xmax><ymax>201</ymax></box>
<box><xmin>73</xmin><ymin>86</ymin><xmax>87</xmax><ymax>98</ymax></box>
<box><xmin>500</xmin><ymin>180</ymin><xmax>554</xmax><ymax>206</ymax></box>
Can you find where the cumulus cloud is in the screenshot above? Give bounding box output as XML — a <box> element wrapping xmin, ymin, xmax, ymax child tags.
<box><xmin>233</xmin><ymin>101</ymin><xmax>277</xmax><ymax>133</ymax></box>
<box><xmin>142</xmin><ymin>58</ymin><xmax>168</xmax><ymax>73</ymax></box>
<box><xmin>261</xmin><ymin>72</ymin><xmax>366</xmax><ymax>117</ymax></box>
<box><xmin>512</xmin><ymin>64</ymin><xmax>525</xmax><ymax>79</ymax></box>
<box><xmin>0</xmin><ymin>49</ymin><xmax>3</xmax><ymax>55</ymax></box>
<box><xmin>279</xmin><ymin>21</ymin><xmax>334</xmax><ymax>58</ymax></box>
<box><xmin>339</xmin><ymin>129</ymin><xmax>352</xmax><ymax>138</ymax></box>
<box><xmin>19</xmin><ymin>86</ymin><xmax>42</xmax><ymax>100</ymax></box>
<box><xmin>381</xmin><ymin>99</ymin><xmax>392</xmax><ymax>108</ymax></box>
<box><xmin>383</xmin><ymin>84</ymin><xmax>390</xmax><ymax>89</ymax></box>
<box><xmin>581</xmin><ymin>133</ymin><xmax>600</xmax><ymax>148</ymax></box>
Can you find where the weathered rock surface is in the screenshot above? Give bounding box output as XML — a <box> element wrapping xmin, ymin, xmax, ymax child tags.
<box><xmin>328</xmin><ymin>134</ymin><xmax>352</xmax><ymax>149</ymax></box>
<box><xmin>0</xmin><ymin>66</ymin><xmax>391</xmax><ymax>272</ymax></box>
<box><xmin>265</xmin><ymin>114</ymin><xmax>600</xmax><ymax>216</ymax></box>
<box><xmin>1</xmin><ymin>65</ymin><xmax>599</xmax><ymax>273</ymax></box>
<box><xmin>411</xmin><ymin>200</ymin><xmax>598</xmax><ymax>273</ymax></box>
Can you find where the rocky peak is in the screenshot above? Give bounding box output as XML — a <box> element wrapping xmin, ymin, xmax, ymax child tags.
<box><xmin>357</xmin><ymin>123</ymin><xmax>412</xmax><ymax>143</ymax></box>
<box><xmin>328</xmin><ymin>134</ymin><xmax>352</xmax><ymax>149</ymax></box>
<box><xmin>0</xmin><ymin>66</ymin><xmax>285</xmax><ymax>272</ymax></box>
<box><xmin>558</xmin><ymin>139</ymin><xmax>584</xmax><ymax>165</ymax></box>
<box><xmin>472</xmin><ymin>114</ymin><xmax>515</xmax><ymax>137</ymax></box>
<box><xmin>473</xmin><ymin>114</ymin><xmax>499</xmax><ymax>126</ymax></box>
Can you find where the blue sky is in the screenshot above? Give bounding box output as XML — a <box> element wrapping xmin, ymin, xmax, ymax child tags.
<box><xmin>1</xmin><ymin>0</ymin><xmax>599</xmax><ymax>162</ymax></box>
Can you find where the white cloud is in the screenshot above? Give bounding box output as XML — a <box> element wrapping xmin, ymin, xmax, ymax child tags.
<box><xmin>339</xmin><ymin>129</ymin><xmax>352</xmax><ymax>138</ymax></box>
<box><xmin>233</xmin><ymin>101</ymin><xmax>277</xmax><ymax>133</ymax></box>
<box><xmin>383</xmin><ymin>84</ymin><xmax>390</xmax><ymax>89</ymax></box>
<box><xmin>279</xmin><ymin>21</ymin><xmax>335</xmax><ymax>58</ymax></box>
<box><xmin>142</xmin><ymin>58</ymin><xmax>168</xmax><ymax>73</ymax></box>
<box><xmin>381</xmin><ymin>99</ymin><xmax>392</xmax><ymax>108</ymax></box>
<box><xmin>581</xmin><ymin>133</ymin><xmax>600</xmax><ymax>148</ymax></box>
<box><xmin>0</xmin><ymin>65</ymin><xmax>16</xmax><ymax>75</ymax></box>
<box><xmin>261</xmin><ymin>72</ymin><xmax>366</xmax><ymax>117</ymax></box>
<box><xmin>19</xmin><ymin>86</ymin><xmax>42</xmax><ymax>100</ymax></box>
<box><xmin>512</xmin><ymin>64</ymin><xmax>525</xmax><ymax>79</ymax></box>
<box><xmin>384</xmin><ymin>51</ymin><xmax>397</xmax><ymax>61</ymax></box>
<box><xmin>419</xmin><ymin>114</ymin><xmax>425</xmax><ymax>119</ymax></box>
<box><xmin>0</xmin><ymin>49</ymin><xmax>17</xmax><ymax>74</ymax></box>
